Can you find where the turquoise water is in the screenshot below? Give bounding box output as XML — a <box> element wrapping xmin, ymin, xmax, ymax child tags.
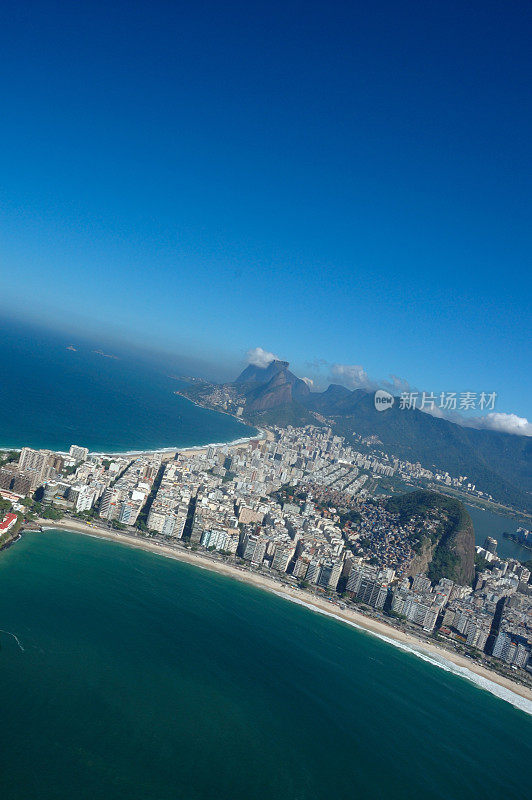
<box><xmin>0</xmin><ymin>531</ymin><xmax>530</xmax><ymax>800</ymax></box>
<box><xmin>0</xmin><ymin>324</ymin><xmax>254</xmax><ymax>451</ymax></box>
<box><xmin>467</xmin><ymin>504</ymin><xmax>532</xmax><ymax>561</ymax></box>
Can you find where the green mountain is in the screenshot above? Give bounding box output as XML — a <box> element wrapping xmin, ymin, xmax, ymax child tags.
<box><xmin>385</xmin><ymin>490</ymin><xmax>475</xmax><ymax>585</ymax></box>
<box><xmin>304</xmin><ymin>388</ymin><xmax>531</xmax><ymax>512</ymax></box>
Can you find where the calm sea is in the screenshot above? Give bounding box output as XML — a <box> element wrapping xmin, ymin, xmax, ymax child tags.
<box><xmin>467</xmin><ymin>504</ymin><xmax>532</xmax><ymax>561</ymax></box>
<box><xmin>0</xmin><ymin>531</ymin><xmax>530</xmax><ymax>800</ymax></box>
<box><xmin>0</xmin><ymin>324</ymin><xmax>254</xmax><ymax>452</ymax></box>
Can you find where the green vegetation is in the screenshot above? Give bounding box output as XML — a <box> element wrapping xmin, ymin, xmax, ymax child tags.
<box><xmin>0</xmin><ymin>450</ymin><xmax>19</xmax><ymax>468</ymax></box>
<box><xmin>111</xmin><ymin>520</ymin><xmax>126</xmax><ymax>530</ymax></box>
<box><xmin>387</xmin><ymin>489</ymin><xmax>458</xmax><ymax>525</ymax></box>
<box><xmin>74</xmin><ymin>508</ymin><xmax>97</xmax><ymax>520</ymax></box>
<box><xmin>427</xmin><ymin>546</ymin><xmax>459</xmax><ymax>584</ymax></box>
<box><xmin>0</xmin><ymin>498</ymin><xmax>12</xmax><ymax>515</ymax></box>
<box><xmin>386</xmin><ymin>490</ymin><xmax>474</xmax><ymax>584</ymax></box>
<box><xmin>41</xmin><ymin>506</ymin><xmax>63</xmax><ymax>520</ymax></box>
<box><xmin>387</xmin><ymin>610</ymin><xmax>406</xmax><ymax>621</ymax></box>
<box><xmin>236</xmin><ymin>371</ymin><xmax>531</xmax><ymax>512</ymax></box>
<box><xmin>338</xmin><ymin>508</ymin><xmax>362</xmax><ymax>527</ymax></box>
<box><xmin>474</xmin><ymin>552</ymin><xmax>494</xmax><ymax>573</ymax></box>
<box><xmin>246</xmin><ymin>402</ymin><xmax>318</xmax><ymax>429</ymax></box>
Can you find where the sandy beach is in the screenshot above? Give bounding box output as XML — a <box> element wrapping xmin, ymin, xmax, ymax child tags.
<box><xmin>27</xmin><ymin>517</ymin><xmax>532</xmax><ymax>712</ymax></box>
<box><xmin>0</xmin><ymin>423</ymin><xmax>267</xmax><ymax>462</ymax></box>
<box><xmin>83</xmin><ymin>426</ymin><xmax>268</xmax><ymax>460</ymax></box>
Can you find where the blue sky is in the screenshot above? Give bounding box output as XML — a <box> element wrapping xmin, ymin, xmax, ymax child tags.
<box><xmin>1</xmin><ymin>1</ymin><xmax>531</xmax><ymax>427</ymax></box>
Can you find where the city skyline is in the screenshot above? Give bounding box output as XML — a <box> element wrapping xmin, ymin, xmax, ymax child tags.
<box><xmin>1</xmin><ymin>1</ymin><xmax>531</xmax><ymax>421</ymax></box>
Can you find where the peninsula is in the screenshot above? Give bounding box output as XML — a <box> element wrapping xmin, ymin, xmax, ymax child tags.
<box><xmin>2</xmin><ymin>413</ymin><xmax>531</xmax><ymax>711</ymax></box>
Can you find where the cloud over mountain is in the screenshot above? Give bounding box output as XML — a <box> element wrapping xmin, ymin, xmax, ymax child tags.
<box><xmin>246</xmin><ymin>347</ymin><xmax>279</xmax><ymax>368</ymax></box>
<box><xmin>329</xmin><ymin>363</ymin><xmax>372</xmax><ymax>390</ymax></box>
<box><xmin>467</xmin><ymin>412</ymin><xmax>532</xmax><ymax>436</ymax></box>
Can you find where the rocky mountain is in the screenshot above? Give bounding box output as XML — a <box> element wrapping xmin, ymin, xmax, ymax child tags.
<box><xmin>235</xmin><ymin>360</ymin><xmax>291</xmax><ymax>387</ymax></box>
<box><xmin>234</xmin><ymin>360</ymin><xmax>311</xmax><ymax>412</ymax></box>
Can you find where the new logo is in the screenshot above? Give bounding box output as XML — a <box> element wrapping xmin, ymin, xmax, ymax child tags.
<box><xmin>374</xmin><ymin>390</ymin><xmax>394</xmax><ymax>412</ymax></box>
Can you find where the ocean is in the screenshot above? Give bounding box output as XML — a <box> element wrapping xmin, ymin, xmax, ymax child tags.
<box><xmin>0</xmin><ymin>323</ymin><xmax>254</xmax><ymax>452</ymax></box>
<box><xmin>0</xmin><ymin>531</ymin><xmax>530</xmax><ymax>800</ymax></box>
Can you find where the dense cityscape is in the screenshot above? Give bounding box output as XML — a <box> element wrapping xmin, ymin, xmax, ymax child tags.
<box><xmin>1</xmin><ymin>423</ymin><xmax>531</xmax><ymax>685</ymax></box>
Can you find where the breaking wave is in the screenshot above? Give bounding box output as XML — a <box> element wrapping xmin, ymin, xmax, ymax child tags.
<box><xmin>272</xmin><ymin>592</ymin><xmax>532</xmax><ymax>717</ymax></box>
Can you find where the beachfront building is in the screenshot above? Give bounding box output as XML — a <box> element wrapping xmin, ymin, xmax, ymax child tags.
<box><xmin>69</xmin><ymin>445</ymin><xmax>89</xmax><ymax>462</ymax></box>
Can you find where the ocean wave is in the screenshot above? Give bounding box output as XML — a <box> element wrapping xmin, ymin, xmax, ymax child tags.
<box><xmin>271</xmin><ymin>591</ymin><xmax>532</xmax><ymax>717</ymax></box>
<box><xmin>1</xmin><ymin>429</ymin><xmax>266</xmax><ymax>459</ymax></box>
<box><xmin>75</xmin><ymin>429</ymin><xmax>266</xmax><ymax>458</ymax></box>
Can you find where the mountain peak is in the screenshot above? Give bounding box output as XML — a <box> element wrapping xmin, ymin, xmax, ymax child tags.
<box><xmin>234</xmin><ymin>359</ymin><xmax>310</xmax><ymax>411</ymax></box>
<box><xmin>235</xmin><ymin>359</ymin><xmax>289</xmax><ymax>385</ymax></box>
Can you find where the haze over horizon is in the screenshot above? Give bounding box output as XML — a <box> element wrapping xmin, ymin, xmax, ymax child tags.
<box><xmin>1</xmin><ymin>1</ymin><xmax>531</xmax><ymax>425</ymax></box>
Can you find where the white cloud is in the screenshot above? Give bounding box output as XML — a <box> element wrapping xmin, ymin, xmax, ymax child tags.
<box><xmin>468</xmin><ymin>412</ymin><xmax>532</xmax><ymax>436</ymax></box>
<box><xmin>419</xmin><ymin>406</ymin><xmax>532</xmax><ymax>436</ymax></box>
<box><xmin>329</xmin><ymin>363</ymin><xmax>372</xmax><ymax>390</ymax></box>
<box><xmin>246</xmin><ymin>347</ymin><xmax>279</xmax><ymax>368</ymax></box>
<box><xmin>301</xmin><ymin>376</ymin><xmax>314</xmax><ymax>388</ymax></box>
<box><xmin>308</xmin><ymin>358</ymin><xmax>532</xmax><ymax>437</ymax></box>
<box><xmin>324</xmin><ymin>362</ymin><xmax>412</xmax><ymax>395</ymax></box>
<box><xmin>386</xmin><ymin>374</ymin><xmax>414</xmax><ymax>394</ymax></box>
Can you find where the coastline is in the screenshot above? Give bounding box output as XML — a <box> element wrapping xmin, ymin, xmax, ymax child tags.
<box><xmin>0</xmin><ymin>428</ymin><xmax>266</xmax><ymax>460</ymax></box>
<box><xmin>88</xmin><ymin>428</ymin><xmax>266</xmax><ymax>459</ymax></box>
<box><xmin>27</xmin><ymin>519</ymin><xmax>532</xmax><ymax>714</ymax></box>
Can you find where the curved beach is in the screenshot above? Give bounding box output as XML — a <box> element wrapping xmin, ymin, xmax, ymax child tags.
<box><xmin>33</xmin><ymin>519</ymin><xmax>532</xmax><ymax>714</ymax></box>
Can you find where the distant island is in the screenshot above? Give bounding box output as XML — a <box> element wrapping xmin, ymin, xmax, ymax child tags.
<box><xmin>92</xmin><ymin>349</ymin><xmax>119</xmax><ymax>360</ymax></box>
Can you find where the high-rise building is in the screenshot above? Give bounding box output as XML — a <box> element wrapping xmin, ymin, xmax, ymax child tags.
<box><xmin>18</xmin><ymin>448</ymin><xmax>58</xmax><ymax>489</ymax></box>
<box><xmin>483</xmin><ymin>536</ymin><xmax>498</xmax><ymax>555</ymax></box>
<box><xmin>69</xmin><ymin>445</ymin><xmax>89</xmax><ymax>462</ymax></box>
<box><xmin>0</xmin><ymin>465</ymin><xmax>17</xmax><ymax>490</ymax></box>
<box><xmin>271</xmin><ymin>544</ymin><xmax>294</xmax><ymax>573</ymax></box>
<box><xmin>11</xmin><ymin>473</ymin><xmax>33</xmax><ymax>496</ymax></box>
<box><xmin>356</xmin><ymin>575</ymin><xmax>388</xmax><ymax>610</ymax></box>
<box><xmin>492</xmin><ymin>630</ymin><xmax>531</xmax><ymax>667</ymax></box>
<box><xmin>412</xmin><ymin>573</ymin><xmax>432</xmax><ymax>594</ymax></box>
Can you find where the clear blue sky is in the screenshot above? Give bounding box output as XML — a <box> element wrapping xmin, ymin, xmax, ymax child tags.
<box><xmin>1</xmin><ymin>1</ymin><xmax>531</xmax><ymax>420</ymax></box>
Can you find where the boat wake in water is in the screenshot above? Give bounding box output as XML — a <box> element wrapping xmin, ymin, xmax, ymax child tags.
<box><xmin>0</xmin><ymin>629</ymin><xmax>25</xmax><ymax>651</ymax></box>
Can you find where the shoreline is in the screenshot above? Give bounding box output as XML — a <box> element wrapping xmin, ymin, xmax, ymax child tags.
<box><xmin>0</xmin><ymin>428</ymin><xmax>266</xmax><ymax>460</ymax></box>
<box><xmin>24</xmin><ymin>519</ymin><xmax>532</xmax><ymax>715</ymax></box>
<box><xmin>0</xmin><ymin>391</ymin><xmax>265</xmax><ymax>458</ymax></box>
